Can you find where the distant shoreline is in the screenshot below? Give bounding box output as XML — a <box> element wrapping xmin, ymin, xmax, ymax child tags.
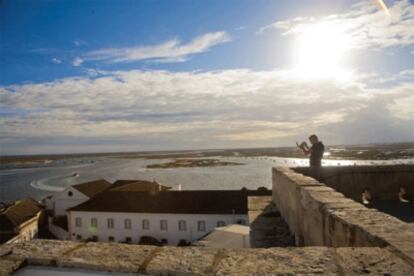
<box><xmin>1</xmin><ymin>142</ymin><xmax>414</xmax><ymax>165</ymax></box>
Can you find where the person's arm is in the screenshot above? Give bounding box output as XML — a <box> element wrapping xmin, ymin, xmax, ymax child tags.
<box><xmin>296</xmin><ymin>142</ymin><xmax>311</xmax><ymax>155</ymax></box>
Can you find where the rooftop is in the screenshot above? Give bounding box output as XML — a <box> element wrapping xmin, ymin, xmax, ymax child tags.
<box><xmin>72</xmin><ymin>180</ymin><xmax>112</xmax><ymax>198</ymax></box>
<box><xmin>0</xmin><ymin>198</ymin><xmax>41</xmax><ymax>243</ymax></box>
<box><xmin>194</xmin><ymin>224</ymin><xmax>250</xmax><ymax>248</ymax></box>
<box><xmin>0</xmin><ymin>198</ymin><xmax>41</xmax><ymax>231</ymax></box>
<box><xmin>69</xmin><ymin>190</ymin><xmax>248</xmax><ymax>214</ymax></box>
<box><xmin>109</xmin><ymin>180</ymin><xmax>171</xmax><ymax>192</ymax></box>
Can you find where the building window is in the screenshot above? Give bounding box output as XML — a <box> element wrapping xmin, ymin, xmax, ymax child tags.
<box><xmin>91</xmin><ymin>218</ymin><xmax>98</xmax><ymax>228</ymax></box>
<box><xmin>75</xmin><ymin>217</ymin><xmax>82</xmax><ymax>227</ymax></box>
<box><xmin>197</xmin><ymin>221</ymin><xmax>206</xmax><ymax>232</ymax></box>
<box><xmin>124</xmin><ymin>219</ymin><xmax>132</xmax><ymax>229</ymax></box>
<box><xmin>68</xmin><ymin>191</ymin><xmax>73</xmax><ymax>197</ymax></box>
<box><xmin>142</xmin><ymin>219</ymin><xmax>150</xmax><ymax>230</ymax></box>
<box><xmin>160</xmin><ymin>220</ymin><xmax>168</xmax><ymax>231</ymax></box>
<box><xmin>108</xmin><ymin>236</ymin><xmax>114</xmax><ymax>242</ymax></box>
<box><xmin>125</xmin><ymin>237</ymin><xmax>132</xmax><ymax>243</ymax></box>
<box><xmin>217</xmin><ymin>221</ymin><xmax>226</xmax><ymax>227</ymax></box>
<box><xmin>178</xmin><ymin>220</ymin><xmax>186</xmax><ymax>231</ymax></box>
<box><xmin>107</xmin><ymin>218</ymin><xmax>114</xmax><ymax>229</ymax></box>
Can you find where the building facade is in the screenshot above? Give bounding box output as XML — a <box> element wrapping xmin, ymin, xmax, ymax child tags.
<box><xmin>68</xmin><ymin>211</ymin><xmax>247</xmax><ymax>245</ymax></box>
<box><xmin>67</xmin><ymin>189</ymin><xmax>248</xmax><ymax>246</ymax></box>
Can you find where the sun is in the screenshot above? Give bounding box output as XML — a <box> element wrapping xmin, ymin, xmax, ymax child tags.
<box><xmin>293</xmin><ymin>22</ymin><xmax>353</xmax><ymax>81</ymax></box>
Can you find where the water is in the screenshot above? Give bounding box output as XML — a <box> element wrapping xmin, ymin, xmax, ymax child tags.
<box><xmin>0</xmin><ymin>156</ymin><xmax>413</xmax><ymax>203</ymax></box>
<box><xmin>14</xmin><ymin>266</ymin><xmax>138</xmax><ymax>276</ymax></box>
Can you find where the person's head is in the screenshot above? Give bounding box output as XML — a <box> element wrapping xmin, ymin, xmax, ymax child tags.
<box><xmin>308</xmin><ymin>134</ymin><xmax>319</xmax><ymax>145</ymax></box>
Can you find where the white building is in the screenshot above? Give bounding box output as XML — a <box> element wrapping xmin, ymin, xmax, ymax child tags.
<box><xmin>67</xmin><ymin>185</ymin><xmax>248</xmax><ymax>246</ymax></box>
<box><xmin>47</xmin><ymin>179</ymin><xmax>170</xmax><ymax>217</ymax></box>
<box><xmin>49</xmin><ymin>179</ymin><xmax>112</xmax><ymax>217</ymax></box>
<box><xmin>0</xmin><ymin>198</ymin><xmax>42</xmax><ymax>244</ymax></box>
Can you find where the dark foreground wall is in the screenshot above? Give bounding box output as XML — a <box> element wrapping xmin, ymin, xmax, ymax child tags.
<box><xmin>293</xmin><ymin>165</ymin><xmax>414</xmax><ymax>202</ymax></box>
<box><xmin>272</xmin><ymin>166</ymin><xmax>414</xmax><ymax>266</ymax></box>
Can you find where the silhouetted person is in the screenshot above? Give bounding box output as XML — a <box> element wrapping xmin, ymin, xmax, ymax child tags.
<box><xmin>297</xmin><ymin>134</ymin><xmax>324</xmax><ymax>167</ymax></box>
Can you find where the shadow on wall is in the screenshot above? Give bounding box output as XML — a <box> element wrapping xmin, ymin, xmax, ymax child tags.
<box><xmin>293</xmin><ymin>165</ymin><xmax>414</xmax><ymax>222</ymax></box>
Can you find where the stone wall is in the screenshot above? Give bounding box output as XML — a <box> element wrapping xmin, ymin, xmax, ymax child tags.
<box><xmin>1</xmin><ymin>239</ymin><xmax>413</xmax><ymax>275</ymax></box>
<box><xmin>293</xmin><ymin>165</ymin><xmax>414</xmax><ymax>202</ymax></box>
<box><xmin>272</xmin><ymin>166</ymin><xmax>414</xmax><ymax>266</ymax></box>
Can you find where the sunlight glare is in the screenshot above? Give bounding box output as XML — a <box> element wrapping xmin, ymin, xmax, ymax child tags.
<box><xmin>293</xmin><ymin>22</ymin><xmax>353</xmax><ymax>82</ymax></box>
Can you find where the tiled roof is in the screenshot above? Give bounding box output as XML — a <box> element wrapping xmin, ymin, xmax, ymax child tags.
<box><xmin>109</xmin><ymin>180</ymin><xmax>171</xmax><ymax>192</ymax></box>
<box><xmin>69</xmin><ymin>190</ymin><xmax>248</xmax><ymax>214</ymax></box>
<box><xmin>0</xmin><ymin>198</ymin><xmax>41</xmax><ymax>232</ymax></box>
<box><xmin>72</xmin><ymin>179</ymin><xmax>112</xmax><ymax>197</ymax></box>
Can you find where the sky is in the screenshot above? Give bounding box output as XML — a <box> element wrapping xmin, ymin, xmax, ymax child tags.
<box><xmin>1</xmin><ymin>0</ymin><xmax>414</xmax><ymax>155</ymax></box>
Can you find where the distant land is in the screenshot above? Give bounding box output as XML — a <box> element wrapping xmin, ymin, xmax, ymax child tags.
<box><xmin>146</xmin><ymin>158</ymin><xmax>244</xmax><ymax>169</ymax></box>
<box><xmin>1</xmin><ymin>142</ymin><xmax>414</xmax><ymax>166</ymax></box>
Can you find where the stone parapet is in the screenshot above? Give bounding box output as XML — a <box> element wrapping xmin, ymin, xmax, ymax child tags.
<box><xmin>1</xmin><ymin>239</ymin><xmax>413</xmax><ymax>275</ymax></box>
<box><xmin>272</xmin><ymin>166</ymin><xmax>414</xmax><ymax>266</ymax></box>
<box><xmin>294</xmin><ymin>165</ymin><xmax>414</xmax><ymax>201</ymax></box>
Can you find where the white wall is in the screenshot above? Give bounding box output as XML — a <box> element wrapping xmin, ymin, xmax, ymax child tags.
<box><xmin>19</xmin><ymin>214</ymin><xmax>40</xmax><ymax>241</ymax></box>
<box><xmin>44</xmin><ymin>197</ymin><xmax>54</xmax><ymax>211</ymax></box>
<box><xmin>68</xmin><ymin>211</ymin><xmax>248</xmax><ymax>246</ymax></box>
<box><xmin>54</xmin><ymin>187</ymin><xmax>89</xmax><ymax>216</ymax></box>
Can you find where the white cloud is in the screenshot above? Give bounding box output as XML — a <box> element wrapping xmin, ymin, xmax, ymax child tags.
<box><xmin>84</xmin><ymin>31</ymin><xmax>231</xmax><ymax>63</ymax></box>
<box><xmin>258</xmin><ymin>20</ymin><xmax>292</xmax><ymax>34</ymax></box>
<box><xmin>52</xmin><ymin>58</ymin><xmax>62</xmax><ymax>64</ymax></box>
<box><xmin>259</xmin><ymin>0</ymin><xmax>414</xmax><ymax>49</ymax></box>
<box><xmin>72</xmin><ymin>57</ymin><xmax>84</xmax><ymax>67</ymax></box>
<box><xmin>73</xmin><ymin>40</ymin><xmax>88</xmax><ymax>47</ymax></box>
<box><xmin>1</xmin><ymin>68</ymin><xmax>413</xmax><ymax>154</ymax></box>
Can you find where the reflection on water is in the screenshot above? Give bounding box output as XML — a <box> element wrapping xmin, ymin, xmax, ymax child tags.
<box><xmin>0</xmin><ymin>156</ymin><xmax>413</xmax><ymax>203</ymax></box>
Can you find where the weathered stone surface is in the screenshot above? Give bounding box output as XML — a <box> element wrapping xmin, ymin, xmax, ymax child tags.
<box><xmin>382</xmin><ymin>224</ymin><xmax>414</xmax><ymax>267</ymax></box>
<box><xmin>213</xmin><ymin>247</ymin><xmax>339</xmax><ymax>275</ymax></box>
<box><xmin>1</xmin><ymin>240</ymin><xmax>413</xmax><ymax>275</ymax></box>
<box><xmin>273</xmin><ymin>166</ymin><xmax>414</xmax><ymax>265</ymax></box>
<box><xmin>335</xmin><ymin>247</ymin><xmax>414</xmax><ymax>275</ymax></box>
<box><xmin>8</xmin><ymin>239</ymin><xmax>79</xmax><ymax>265</ymax></box>
<box><xmin>58</xmin><ymin>242</ymin><xmax>155</xmax><ymax>273</ymax></box>
<box><xmin>146</xmin><ymin>246</ymin><xmax>217</xmax><ymax>275</ymax></box>
<box><xmin>0</xmin><ymin>256</ymin><xmax>25</xmax><ymax>276</ymax></box>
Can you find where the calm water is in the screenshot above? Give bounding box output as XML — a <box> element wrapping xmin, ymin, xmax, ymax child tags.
<box><xmin>0</xmin><ymin>156</ymin><xmax>413</xmax><ymax>203</ymax></box>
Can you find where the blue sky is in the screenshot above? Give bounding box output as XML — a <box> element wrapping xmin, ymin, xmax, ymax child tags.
<box><xmin>1</xmin><ymin>0</ymin><xmax>414</xmax><ymax>154</ymax></box>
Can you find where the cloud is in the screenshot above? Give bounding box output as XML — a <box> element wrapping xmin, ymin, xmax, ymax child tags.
<box><xmin>52</xmin><ymin>58</ymin><xmax>62</xmax><ymax>64</ymax></box>
<box><xmin>83</xmin><ymin>31</ymin><xmax>231</xmax><ymax>64</ymax></box>
<box><xmin>258</xmin><ymin>0</ymin><xmax>414</xmax><ymax>49</ymax></box>
<box><xmin>72</xmin><ymin>57</ymin><xmax>84</xmax><ymax>67</ymax></box>
<box><xmin>1</xmin><ymin>68</ymin><xmax>413</xmax><ymax>154</ymax></box>
<box><xmin>73</xmin><ymin>40</ymin><xmax>88</xmax><ymax>47</ymax></box>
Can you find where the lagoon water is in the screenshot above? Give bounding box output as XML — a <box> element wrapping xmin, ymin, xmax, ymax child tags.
<box><xmin>1</xmin><ymin>156</ymin><xmax>413</xmax><ymax>203</ymax></box>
